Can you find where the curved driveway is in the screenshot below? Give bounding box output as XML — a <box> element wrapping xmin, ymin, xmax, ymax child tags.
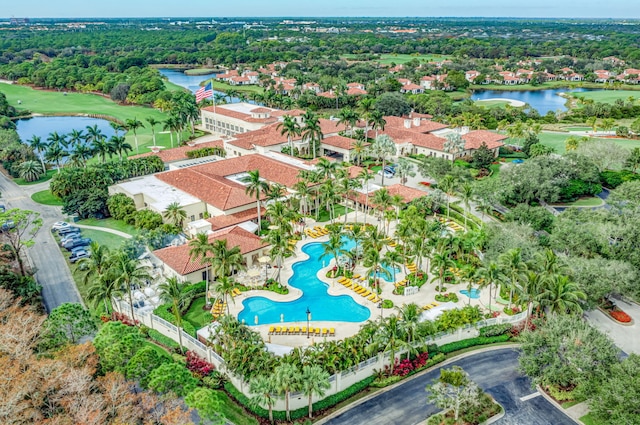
<box><xmin>0</xmin><ymin>173</ymin><xmax>82</xmax><ymax>312</ymax></box>
<box><xmin>324</xmin><ymin>348</ymin><xmax>575</xmax><ymax>425</ymax></box>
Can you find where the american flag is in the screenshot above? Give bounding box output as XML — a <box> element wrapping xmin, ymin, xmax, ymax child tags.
<box><xmin>195</xmin><ymin>82</ymin><xmax>213</xmax><ymax>102</ymax></box>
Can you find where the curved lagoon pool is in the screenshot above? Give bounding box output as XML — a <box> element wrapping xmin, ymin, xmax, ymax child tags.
<box><xmin>238</xmin><ymin>241</ymin><xmax>371</xmax><ymax>326</ymax></box>
<box><xmin>460</xmin><ymin>288</ymin><xmax>481</xmax><ymax>299</ymax></box>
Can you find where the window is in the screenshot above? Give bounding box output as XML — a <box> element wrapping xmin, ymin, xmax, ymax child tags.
<box><xmin>190</xmin><ymin>215</ymin><xmax>195</xmax><ymax>222</ymax></box>
<box><xmin>199</xmin><ymin>212</ymin><xmax>204</xmax><ymax>219</ymax></box>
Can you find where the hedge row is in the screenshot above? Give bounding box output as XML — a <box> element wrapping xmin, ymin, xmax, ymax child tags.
<box><xmin>153</xmin><ymin>306</ymin><xmax>197</xmax><ymax>338</ymax></box>
<box><xmin>434</xmin><ymin>334</ymin><xmax>511</xmax><ymax>354</ymax></box>
<box><xmin>479</xmin><ymin>324</ymin><xmax>512</xmax><ymax>338</ymax></box>
<box><xmin>147</xmin><ymin>329</ymin><xmax>182</xmax><ymax>352</ymax></box>
<box><xmin>449</xmin><ymin>203</ymin><xmax>483</xmax><ymax>226</ymax></box>
<box><xmin>224</xmin><ymin>376</ymin><xmax>376</xmax><ymax>421</ymax></box>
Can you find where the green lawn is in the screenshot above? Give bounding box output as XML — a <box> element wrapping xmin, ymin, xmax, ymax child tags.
<box><xmin>579</xmin><ymin>413</ymin><xmax>599</xmax><ymax>425</ymax></box>
<box><xmin>163</xmin><ymin>80</ymin><xmax>188</xmax><ymax>92</ymax></box>
<box><xmin>184</xmin><ymin>68</ymin><xmax>217</xmax><ymax>76</ymax></box>
<box><xmin>0</xmin><ymin>83</ymin><xmax>192</xmax><ymax>155</ymax></box>
<box><xmin>475</xmin><ymin>100</ymin><xmax>512</xmax><ymax>108</ymax></box>
<box><xmin>77</xmin><ymin>217</ymin><xmax>138</xmax><ymax>236</ymax></box>
<box><xmin>316</xmin><ymin>205</ymin><xmax>353</xmax><ymax>223</ymax></box>
<box><xmin>553</xmin><ymin>197</ymin><xmax>604</xmax><ymax>207</ymax></box>
<box><xmin>563</xmin><ymin>126</ymin><xmax>592</xmax><ymax>132</ymax></box>
<box><xmin>183</xmin><ymin>297</ymin><xmax>214</xmax><ymax>330</ymax></box>
<box><xmin>489</xmin><ymin>163</ymin><xmax>502</xmax><ymax>179</ymax></box>
<box><xmin>80</xmin><ymin>228</ymin><xmax>128</xmax><ymax>249</ymax></box>
<box><xmin>31</xmin><ymin>189</ymin><xmax>64</xmax><ymax>206</ymax></box>
<box><xmin>14</xmin><ymin>169</ymin><xmax>56</xmax><ymax>185</ymax></box>
<box><xmin>516</xmin><ymin>132</ymin><xmax>640</xmax><ymax>154</ymax></box>
<box><xmin>567</xmin><ymin>89</ymin><xmax>640</xmax><ymax>104</ymax></box>
<box><xmin>214</xmin><ymin>390</ymin><xmax>259</xmax><ymax>425</ymax></box>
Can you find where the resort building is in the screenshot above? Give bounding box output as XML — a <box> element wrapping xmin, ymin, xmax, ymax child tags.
<box><xmin>152</xmin><ymin>225</ymin><xmax>270</xmax><ymax>283</ymax></box>
<box><xmin>201</xmin><ymin>103</ymin><xmax>282</xmax><ymax>137</ymax></box>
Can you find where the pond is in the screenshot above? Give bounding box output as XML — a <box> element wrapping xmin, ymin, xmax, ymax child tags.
<box><xmin>16</xmin><ymin>116</ymin><xmax>115</xmax><ymax>145</ymax></box>
<box><xmin>473</xmin><ymin>87</ymin><xmax>601</xmax><ymax>115</ymax></box>
<box><xmin>159</xmin><ymin>68</ymin><xmax>250</xmax><ymax>104</ymax></box>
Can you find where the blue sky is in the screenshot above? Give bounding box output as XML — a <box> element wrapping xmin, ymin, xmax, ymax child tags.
<box><xmin>3</xmin><ymin>0</ymin><xmax>636</xmax><ymax>19</ymax></box>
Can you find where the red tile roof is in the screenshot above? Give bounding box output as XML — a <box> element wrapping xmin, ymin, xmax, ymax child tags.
<box><xmin>155</xmin><ymin>154</ymin><xmax>305</xmax><ymax>211</ymax></box>
<box><xmin>351</xmin><ymin>184</ymin><xmax>427</xmax><ymax>208</ymax></box>
<box><xmin>207</xmin><ymin>207</ymin><xmax>263</xmax><ymax>231</ymax></box>
<box><xmin>322</xmin><ymin>135</ymin><xmax>370</xmax><ymax>151</ymax></box>
<box><xmin>201</xmin><ymin>105</ymin><xmax>278</xmax><ymax>124</ymax></box>
<box><xmin>461</xmin><ymin>130</ymin><xmax>507</xmax><ymax>150</ymax></box>
<box><xmin>384</xmin><ymin>116</ymin><xmax>449</xmax><ymax>133</ymax></box>
<box><xmin>130</xmin><ymin>140</ymin><xmax>224</xmax><ymax>163</ymax></box>
<box><xmin>153</xmin><ymin>226</ymin><xmax>268</xmax><ymax>276</ymax></box>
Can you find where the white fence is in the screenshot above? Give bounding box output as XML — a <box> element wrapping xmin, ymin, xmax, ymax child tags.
<box><xmin>116</xmin><ymin>299</ymin><xmax>526</xmax><ymax>411</ymax></box>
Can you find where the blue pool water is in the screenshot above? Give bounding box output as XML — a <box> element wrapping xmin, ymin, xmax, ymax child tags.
<box><xmin>341</xmin><ymin>238</ymin><xmax>400</xmax><ymax>282</ymax></box>
<box><xmin>460</xmin><ymin>288</ymin><xmax>481</xmax><ymax>299</ymax></box>
<box><xmin>237</xmin><ymin>241</ymin><xmax>371</xmax><ymax>326</ymax></box>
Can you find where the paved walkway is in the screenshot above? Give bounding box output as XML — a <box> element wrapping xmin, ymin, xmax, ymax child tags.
<box><xmin>75</xmin><ymin>224</ymin><xmax>133</xmax><ymax>239</ymax></box>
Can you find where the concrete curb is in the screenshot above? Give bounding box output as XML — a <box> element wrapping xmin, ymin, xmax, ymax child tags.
<box><xmin>535</xmin><ymin>385</ymin><xmax>583</xmax><ymax>425</ymax></box>
<box><xmin>315</xmin><ymin>344</ymin><xmax>520</xmax><ymax>425</ymax></box>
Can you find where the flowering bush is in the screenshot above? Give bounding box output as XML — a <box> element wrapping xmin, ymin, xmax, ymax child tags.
<box><xmin>186</xmin><ymin>351</ymin><xmax>215</xmax><ymax>377</ymax></box>
<box><xmin>110</xmin><ymin>312</ymin><xmax>139</xmax><ymax>327</ymax></box>
<box><xmin>419</xmin><ymin>181</ymin><xmax>431</xmax><ymax>187</ymax></box>
<box><xmin>435</xmin><ymin>292</ymin><xmax>459</xmax><ymax>303</ymax></box>
<box><xmin>384</xmin><ymin>352</ymin><xmax>431</xmax><ymax>377</ymax></box>
<box><xmin>610</xmin><ymin>310</ymin><xmax>632</xmax><ymax>323</ymax></box>
<box><xmin>503</xmin><ymin>306</ymin><xmax>521</xmax><ymax>316</ymax></box>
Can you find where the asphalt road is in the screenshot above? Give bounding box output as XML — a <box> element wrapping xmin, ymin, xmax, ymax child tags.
<box><xmin>0</xmin><ymin>173</ymin><xmax>82</xmax><ymax>312</ymax></box>
<box><xmin>325</xmin><ymin>348</ymin><xmax>576</xmax><ymax>425</ymax></box>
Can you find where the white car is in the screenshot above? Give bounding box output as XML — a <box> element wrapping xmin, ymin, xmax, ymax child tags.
<box><xmin>51</xmin><ymin>221</ymin><xmax>70</xmax><ymax>231</ymax></box>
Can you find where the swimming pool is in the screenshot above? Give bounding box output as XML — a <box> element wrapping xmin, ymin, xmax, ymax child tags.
<box><xmin>237</xmin><ymin>241</ymin><xmax>371</xmax><ymax>326</ymax></box>
<box><xmin>460</xmin><ymin>288</ymin><xmax>481</xmax><ymax>299</ymax></box>
<box><xmin>341</xmin><ymin>238</ymin><xmax>400</xmax><ymax>282</ymax></box>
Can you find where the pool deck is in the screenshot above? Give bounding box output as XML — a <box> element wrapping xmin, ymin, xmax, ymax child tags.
<box><xmin>226</xmin><ymin>211</ymin><xmax>497</xmax><ymax>347</ymax></box>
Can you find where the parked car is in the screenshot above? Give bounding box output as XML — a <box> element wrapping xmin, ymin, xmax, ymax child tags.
<box><xmin>0</xmin><ymin>204</ymin><xmax>5</xmax><ymax>213</ymax></box>
<box><xmin>1</xmin><ymin>220</ymin><xmax>15</xmax><ymax>232</ymax></box>
<box><xmin>60</xmin><ymin>233</ymin><xmax>83</xmax><ymax>245</ymax></box>
<box><xmin>69</xmin><ymin>250</ymin><xmax>91</xmax><ymax>263</ymax></box>
<box><xmin>377</xmin><ymin>170</ymin><xmax>395</xmax><ymax>179</ymax></box>
<box><xmin>58</xmin><ymin>226</ymin><xmax>81</xmax><ymax>235</ymax></box>
<box><xmin>51</xmin><ymin>221</ymin><xmax>70</xmax><ymax>231</ymax></box>
<box><xmin>69</xmin><ymin>245</ymin><xmax>90</xmax><ymax>255</ymax></box>
<box><xmin>63</xmin><ymin>238</ymin><xmax>91</xmax><ymax>250</ymax></box>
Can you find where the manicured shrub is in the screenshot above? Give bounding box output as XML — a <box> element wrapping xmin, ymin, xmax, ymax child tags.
<box><xmin>185</xmin><ymin>350</ymin><xmax>215</xmax><ymax>377</ymax></box>
<box><xmin>479</xmin><ymin>323</ymin><xmax>513</xmax><ymax>337</ymax></box>
<box><xmin>434</xmin><ymin>335</ymin><xmax>511</xmax><ymax>355</ymax></box>
<box><xmin>147</xmin><ymin>329</ymin><xmax>181</xmax><ymax>352</ymax></box>
<box><xmin>153</xmin><ymin>305</ymin><xmax>197</xmax><ymax>337</ymax></box>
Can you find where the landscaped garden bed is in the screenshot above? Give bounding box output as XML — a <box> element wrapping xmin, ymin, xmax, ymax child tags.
<box><xmin>435</xmin><ymin>292</ymin><xmax>459</xmax><ymax>303</ymax></box>
<box><xmin>599</xmin><ymin>299</ymin><xmax>634</xmax><ymax>325</ymax></box>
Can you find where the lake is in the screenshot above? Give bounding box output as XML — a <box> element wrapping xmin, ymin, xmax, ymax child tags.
<box><xmin>16</xmin><ymin>116</ymin><xmax>116</xmax><ymax>144</ymax></box>
<box><xmin>158</xmin><ymin>68</ymin><xmax>218</xmax><ymax>93</ymax></box>
<box><xmin>473</xmin><ymin>87</ymin><xmax>600</xmax><ymax>115</ymax></box>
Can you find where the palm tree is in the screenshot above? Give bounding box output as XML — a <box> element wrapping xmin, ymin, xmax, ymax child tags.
<box><xmin>111</xmin><ymin>251</ymin><xmax>151</xmax><ymax>324</ymax></box>
<box><xmin>300</xmin><ymin>365</ymin><xmax>331</xmax><ymax>419</ymax></box>
<box><xmin>146</xmin><ymin>117</ymin><xmax>160</xmax><ymax>147</ymax></box>
<box><xmin>458</xmin><ymin>183</ymin><xmax>474</xmax><ymax>230</ymax></box>
<box><xmin>539</xmin><ymin>275</ymin><xmax>586</xmax><ymax>315</ymax></box>
<box><xmin>245</xmin><ymin>170</ymin><xmax>270</xmax><ymax>232</ymax></box>
<box><xmin>27</xmin><ymin>135</ymin><xmax>48</xmax><ymax>172</ymax></box>
<box><xmin>357</xmin><ymin>97</ymin><xmax>377</xmax><ymax>136</ymax></box>
<box><xmin>301</xmin><ymin>110</ymin><xmax>323</xmax><ymax>159</ymax></box>
<box><xmin>430</xmin><ymin>248</ymin><xmax>455</xmax><ymax>292</ymax></box>
<box><xmin>109</xmin><ymin>121</ymin><xmax>124</xmax><ymax>137</ymax></box>
<box><xmin>273</xmin><ymin>363</ymin><xmax>301</xmax><ymax>422</ymax></box>
<box><xmin>189</xmin><ymin>233</ymin><xmax>213</xmax><ymax>305</ymax></box>
<box><xmin>373</xmin><ymin>187</ymin><xmax>392</xmax><ymax>234</ymax></box>
<box><xmin>213</xmin><ymin>276</ymin><xmax>236</xmax><ymax>314</ymax></box>
<box><xmin>321</xmin><ymin>233</ymin><xmax>345</xmax><ymax>284</ymax></box>
<box><xmin>265</xmin><ymin>227</ymin><xmax>295</xmax><ymax>285</ymax></box>
<box><xmin>476</xmin><ymin>260</ymin><xmax>501</xmax><ymax>315</ymax></box>
<box><xmin>277</xmin><ymin>115</ymin><xmax>301</xmax><ymax>156</ymax></box>
<box><xmin>125</xmin><ymin>118</ymin><xmax>144</xmax><ymax>154</ymax></box>
<box><xmin>209</xmin><ymin>239</ymin><xmax>245</xmax><ymax>282</ymax></box>
<box><xmin>383</xmin><ymin>248</ymin><xmax>404</xmax><ymax>283</ymax></box>
<box><xmin>249</xmin><ymin>375</ymin><xmax>277</xmax><ymax>423</ymax></box>
<box><xmin>45</xmin><ymin>143</ymin><xmax>68</xmax><ymax>173</ymax></box>
<box><xmin>368</xmin><ymin>316</ymin><xmax>404</xmax><ymax>375</ymax></box>
<box><xmin>357</xmin><ymin>169</ymin><xmax>375</xmax><ymax>224</ymax></box>
<box><xmin>69</xmin><ymin>143</ymin><xmax>93</xmax><ymax>168</ymax></box>
<box><xmin>17</xmin><ymin>160</ymin><xmax>43</xmax><ymax>182</ymax></box>
<box><xmin>369</xmin><ymin>110</ymin><xmax>386</xmax><ymax>140</ymax></box>
<box><xmin>368</xmin><ymin>134</ymin><xmax>396</xmax><ymax>186</ymax></box>
<box><xmin>397</xmin><ymin>303</ymin><xmax>421</xmax><ymax>357</ymax></box>
<box><xmin>337</xmin><ymin>107</ymin><xmax>359</xmax><ymax>137</ymax></box>
<box><xmin>85</xmin><ymin>125</ymin><xmax>104</xmax><ymax>148</ymax></box>
<box><xmin>108</xmin><ymin>135</ymin><xmax>132</xmax><ymax>161</ymax></box>
<box><xmin>68</xmin><ymin>129</ymin><xmax>86</xmax><ymax>147</ymax></box>
<box><xmin>351</xmin><ymin>139</ymin><xmax>368</xmax><ymax>166</ymax></box>
<box><xmin>395</xmin><ymin>157</ymin><xmax>415</xmax><ymax>186</ymax></box>
<box><xmin>163</xmin><ymin>116</ymin><xmax>177</xmax><ymax>148</ymax></box>
<box><xmin>158</xmin><ymin>276</ymin><xmax>186</xmax><ymax>353</ymax></box>
<box><xmin>498</xmin><ymin>248</ymin><xmax>527</xmax><ymax>307</ymax></box>
<box><xmin>438</xmin><ymin>174</ymin><xmax>456</xmax><ymax>218</ymax></box>
<box><xmin>163</xmin><ymin>201</ymin><xmax>187</xmax><ymax>229</ymax></box>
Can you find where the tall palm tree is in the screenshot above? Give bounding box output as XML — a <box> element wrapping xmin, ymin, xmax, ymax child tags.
<box><xmin>209</xmin><ymin>239</ymin><xmax>245</xmax><ymax>282</ymax></box>
<box><xmin>476</xmin><ymin>260</ymin><xmax>501</xmax><ymax>315</ymax></box>
<box><xmin>85</xmin><ymin>125</ymin><xmax>104</xmax><ymax>148</ymax></box>
<box><xmin>397</xmin><ymin>303</ymin><xmax>421</xmax><ymax>358</ymax></box>
<box><xmin>45</xmin><ymin>143</ymin><xmax>68</xmax><ymax>173</ymax></box>
<box><xmin>158</xmin><ymin>276</ymin><xmax>186</xmax><ymax>353</ymax></box>
<box><xmin>249</xmin><ymin>375</ymin><xmax>277</xmax><ymax>423</ymax></box>
<box><xmin>498</xmin><ymin>248</ymin><xmax>527</xmax><ymax>306</ymax></box>
<box><xmin>300</xmin><ymin>365</ymin><xmax>331</xmax><ymax>419</ymax></box>
<box><xmin>539</xmin><ymin>275</ymin><xmax>586</xmax><ymax>315</ymax></box>
<box><xmin>213</xmin><ymin>276</ymin><xmax>236</xmax><ymax>314</ymax></box>
<box><xmin>146</xmin><ymin>117</ymin><xmax>160</xmax><ymax>147</ymax></box>
<box><xmin>273</xmin><ymin>363</ymin><xmax>301</xmax><ymax>422</ymax></box>
<box><xmin>357</xmin><ymin>169</ymin><xmax>375</xmax><ymax>224</ymax></box>
<box><xmin>277</xmin><ymin>115</ymin><xmax>301</xmax><ymax>156</ymax></box>
<box><xmin>109</xmin><ymin>121</ymin><xmax>124</xmax><ymax>137</ymax></box>
<box><xmin>351</xmin><ymin>139</ymin><xmax>368</xmax><ymax>166</ymax></box>
<box><xmin>68</xmin><ymin>129</ymin><xmax>86</xmax><ymax>148</ymax></box>
<box><xmin>321</xmin><ymin>233</ymin><xmax>345</xmax><ymax>284</ymax></box>
<box><xmin>163</xmin><ymin>116</ymin><xmax>177</xmax><ymax>148</ymax></box>
<box><xmin>430</xmin><ymin>248</ymin><xmax>455</xmax><ymax>292</ymax></box>
<box><xmin>189</xmin><ymin>233</ymin><xmax>213</xmax><ymax>305</ymax></box>
<box><xmin>357</xmin><ymin>97</ymin><xmax>377</xmax><ymax>136</ymax></box>
<box><xmin>383</xmin><ymin>248</ymin><xmax>404</xmax><ymax>283</ymax></box>
<box><xmin>69</xmin><ymin>143</ymin><xmax>93</xmax><ymax>168</ymax></box>
<box><xmin>336</xmin><ymin>107</ymin><xmax>358</xmax><ymax>137</ymax></box>
<box><xmin>458</xmin><ymin>183</ymin><xmax>474</xmax><ymax>230</ymax></box>
<box><xmin>163</xmin><ymin>201</ymin><xmax>187</xmax><ymax>229</ymax></box>
<box><xmin>372</xmin><ymin>187</ymin><xmax>392</xmax><ymax>234</ymax></box>
<box><xmin>125</xmin><ymin>118</ymin><xmax>144</xmax><ymax>154</ymax></box>
<box><xmin>368</xmin><ymin>315</ymin><xmax>404</xmax><ymax>375</ymax></box>
<box><xmin>245</xmin><ymin>170</ymin><xmax>270</xmax><ymax>232</ymax></box>
<box><xmin>265</xmin><ymin>227</ymin><xmax>295</xmax><ymax>285</ymax></box>
<box><xmin>27</xmin><ymin>135</ymin><xmax>48</xmax><ymax>172</ymax></box>
<box><xmin>438</xmin><ymin>174</ymin><xmax>456</xmax><ymax>218</ymax></box>
<box><xmin>108</xmin><ymin>135</ymin><xmax>132</xmax><ymax>161</ymax></box>
<box><xmin>368</xmin><ymin>134</ymin><xmax>396</xmax><ymax>186</ymax></box>
<box><xmin>369</xmin><ymin>110</ymin><xmax>386</xmax><ymax>140</ymax></box>
<box><xmin>111</xmin><ymin>251</ymin><xmax>151</xmax><ymax>324</ymax></box>
<box><xmin>301</xmin><ymin>110</ymin><xmax>323</xmax><ymax>159</ymax></box>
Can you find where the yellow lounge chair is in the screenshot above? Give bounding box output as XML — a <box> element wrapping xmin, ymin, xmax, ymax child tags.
<box><xmin>432</xmin><ymin>301</ymin><xmax>440</xmax><ymax>306</ymax></box>
<box><xmin>362</xmin><ymin>290</ymin><xmax>371</xmax><ymax>297</ymax></box>
<box><xmin>337</xmin><ymin>277</ymin><xmax>347</xmax><ymax>283</ymax></box>
<box><xmin>289</xmin><ymin>326</ymin><xmax>296</xmax><ymax>334</ymax></box>
<box><xmin>268</xmin><ymin>326</ymin><xmax>275</xmax><ymax>335</ymax></box>
<box><xmin>329</xmin><ymin>328</ymin><xmax>335</xmax><ymax>336</ymax></box>
<box><xmin>368</xmin><ymin>293</ymin><xmax>376</xmax><ymax>301</ymax></box>
<box><xmin>322</xmin><ymin>328</ymin><xmax>328</xmax><ymax>336</ymax></box>
<box><xmin>353</xmin><ymin>274</ymin><xmax>361</xmax><ymax>279</ymax></box>
<box><xmin>423</xmin><ymin>305</ymin><xmax>432</xmax><ymax>310</ymax></box>
<box><xmin>275</xmin><ymin>326</ymin><xmax>282</xmax><ymax>334</ymax></box>
<box><xmin>344</xmin><ymin>282</ymin><xmax>353</xmax><ymax>289</ymax></box>
<box><xmin>315</xmin><ymin>328</ymin><xmax>322</xmax><ymax>336</ymax></box>
<box><xmin>301</xmin><ymin>326</ymin><xmax>307</xmax><ymax>334</ymax></box>
<box><xmin>294</xmin><ymin>327</ymin><xmax>300</xmax><ymax>334</ymax></box>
